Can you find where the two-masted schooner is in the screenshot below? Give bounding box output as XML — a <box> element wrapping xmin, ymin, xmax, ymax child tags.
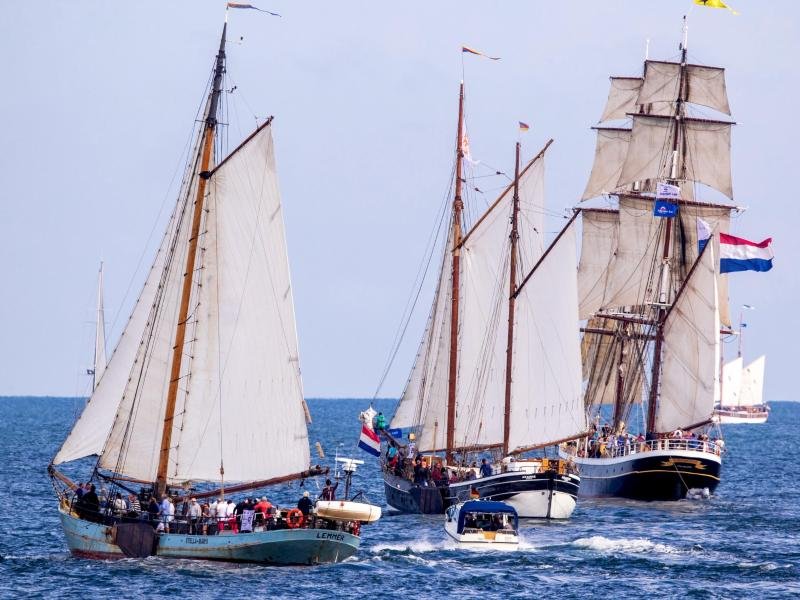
<box><xmin>716</xmin><ymin>320</ymin><xmax>768</xmax><ymax>424</ymax></box>
<box><xmin>385</xmin><ymin>83</ymin><xmax>588</xmax><ymax>519</ymax></box>
<box><xmin>49</xmin><ymin>14</ymin><xmax>366</xmax><ymax>564</ymax></box>
<box><xmin>561</xmin><ymin>20</ymin><xmax>735</xmax><ymax>500</ymax></box>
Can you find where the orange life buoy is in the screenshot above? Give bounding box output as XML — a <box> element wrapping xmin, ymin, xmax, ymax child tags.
<box><xmin>286</xmin><ymin>508</ymin><xmax>305</xmax><ymax>529</ymax></box>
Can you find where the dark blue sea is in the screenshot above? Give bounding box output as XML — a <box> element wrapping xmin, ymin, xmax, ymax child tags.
<box><xmin>1</xmin><ymin>398</ymin><xmax>798</xmax><ymax>599</ymax></box>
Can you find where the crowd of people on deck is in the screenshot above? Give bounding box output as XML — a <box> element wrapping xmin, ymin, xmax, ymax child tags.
<box><xmin>382</xmin><ymin>436</ymin><xmax>499</xmax><ymax>487</ymax></box>
<box><xmin>70</xmin><ymin>478</ymin><xmax>342</xmax><ymax>535</ymax></box>
<box><xmin>569</xmin><ymin>423</ymin><xmax>723</xmax><ymax>459</ymax></box>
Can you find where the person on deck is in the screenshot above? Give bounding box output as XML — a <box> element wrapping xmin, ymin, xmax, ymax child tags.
<box><xmin>254</xmin><ymin>496</ymin><xmax>272</xmax><ymax>524</ymax></box>
<box><xmin>127</xmin><ymin>493</ymin><xmax>141</xmax><ymax>517</ymax></box>
<box><xmin>480</xmin><ymin>459</ymin><xmax>493</xmax><ymax>478</ymax></box>
<box><xmin>82</xmin><ymin>484</ymin><xmax>100</xmax><ymax>521</ymax></box>
<box><xmin>375</xmin><ymin>412</ymin><xmax>387</xmax><ymax>431</ymax></box>
<box><xmin>320</xmin><ymin>479</ymin><xmax>339</xmax><ymax>501</ymax></box>
<box><xmin>297</xmin><ymin>491</ymin><xmax>314</xmax><ymax>517</ymax></box>
<box><xmin>75</xmin><ymin>482</ymin><xmax>85</xmax><ymax>500</ymax></box>
<box><xmin>188</xmin><ymin>497</ymin><xmax>202</xmax><ymax>534</ymax></box>
<box><xmin>215</xmin><ymin>498</ymin><xmax>228</xmax><ymax>532</ymax></box>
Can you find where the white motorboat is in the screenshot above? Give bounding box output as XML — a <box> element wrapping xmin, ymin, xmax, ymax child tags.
<box><xmin>444</xmin><ymin>500</ymin><xmax>519</xmax><ymax>549</ymax></box>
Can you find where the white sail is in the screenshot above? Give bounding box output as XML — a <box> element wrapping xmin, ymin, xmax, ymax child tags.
<box><xmin>600</xmin><ymin>77</ymin><xmax>644</xmax><ymax>122</ymax></box>
<box><xmin>454</xmin><ymin>158</ymin><xmax>546</xmax><ymax>449</ymax></box>
<box><xmin>577</xmin><ymin>209</ymin><xmax>619</xmax><ymax>319</ymax></box>
<box><xmin>581</xmin><ymin>127</ymin><xmax>631</xmax><ymax>201</ymax></box>
<box><xmin>390</xmin><ymin>226</ymin><xmax>453</xmax><ymax>453</ymax></box>
<box><xmin>636</xmin><ymin>60</ymin><xmax>730</xmax><ymax>116</ymax></box>
<box><xmin>99</xmin><ymin>123</ymin><xmax>310</xmax><ymax>484</ymax></box>
<box><xmin>739</xmin><ymin>355</ymin><xmax>766</xmax><ymax>407</ymax></box>
<box><xmin>656</xmin><ymin>244</ymin><xmax>720</xmax><ymax>432</ymax></box>
<box><xmin>721</xmin><ymin>357</ymin><xmax>743</xmax><ymax>406</ymax></box>
<box><xmin>53</xmin><ymin>200</ymin><xmax>187</xmax><ymax>466</ymax></box>
<box><xmin>508</xmin><ymin>221</ymin><xmax>586</xmax><ymax>451</ymax></box>
<box><xmin>618</xmin><ymin>115</ymin><xmax>733</xmax><ymax>199</ymax></box>
<box><xmin>93</xmin><ymin>263</ymin><xmax>107</xmax><ymax>389</ymax></box>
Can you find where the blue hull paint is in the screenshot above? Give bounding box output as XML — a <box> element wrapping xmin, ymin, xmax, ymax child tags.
<box><xmin>58</xmin><ymin>507</ymin><xmax>359</xmax><ymax>565</ymax></box>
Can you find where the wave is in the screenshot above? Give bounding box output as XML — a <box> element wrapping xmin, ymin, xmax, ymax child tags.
<box><xmin>570</xmin><ymin>535</ymin><xmax>680</xmax><ymax>555</ymax></box>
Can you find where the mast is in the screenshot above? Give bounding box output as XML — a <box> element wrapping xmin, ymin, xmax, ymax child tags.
<box><xmin>645</xmin><ymin>17</ymin><xmax>687</xmax><ymax>435</ymax></box>
<box><xmin>502</xmin><ymin>142</ymin><xmax>521</xmax><ymax>457</ymax></box>
<box><xmin>155</xmin><ymin>24</ymin><xmax>227</xmax><ymax>495</ymax></box>
<box><xmin>92</xmin><ymin>261</ymin><xmax>106</xmax><ymax>391</ymax></box>
<box><xmin>445</xmin><ymin>82</ymin><xmax>465</xmax><ymax>463</ymax></box>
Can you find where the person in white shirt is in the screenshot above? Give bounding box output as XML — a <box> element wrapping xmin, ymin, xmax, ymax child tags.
<box><xmin>215</xmin><ymin>498</ymin><xmax>227</xmax><ymax>532</ymax></box>
<box><xmin>188</xmin><ymin>497</ymin><xmax>202</xmax><ymax>534</ymax></box>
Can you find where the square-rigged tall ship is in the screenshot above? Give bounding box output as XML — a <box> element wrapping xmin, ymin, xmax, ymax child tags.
<box><xmin>384</xmin><ymin>82</ymin><xmax>588</xmax><ymax>519</ymax></box>
<box><xmin>559</xmin><ymin>19</ymin><xmax>737</xmax><ymax>500</ymax></box>
<box><xmin>48</xmin><ymin>12</ymin><xmax>366</xmax><ymax>564</ymax></box>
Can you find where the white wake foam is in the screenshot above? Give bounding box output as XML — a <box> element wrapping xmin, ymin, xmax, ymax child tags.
<box><xmin>571</xmin><ymin>535</ymin><xmax>679</xmax><ymax>555</ymax></box>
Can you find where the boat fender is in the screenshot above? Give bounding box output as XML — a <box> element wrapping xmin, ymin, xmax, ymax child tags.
<box><xmin>286</xmin><ymin>508</ymin><xmax>305</xmax><ymax>529</ymax></box>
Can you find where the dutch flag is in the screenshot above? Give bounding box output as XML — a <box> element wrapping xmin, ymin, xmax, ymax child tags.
<box><xmin>358</xmin><ymin>425</ymin><xmax>381</xmax><ymax>457</ymax></box>
<box><xmin>697</xmin><ymin>218</ymin><xmax>774</xmax><ymax>274</ymax></box>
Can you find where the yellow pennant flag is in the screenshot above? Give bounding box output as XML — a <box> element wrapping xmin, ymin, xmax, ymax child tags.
<box><xmin>693</xmin><ymin>0</ymin><xmax>739</xmax><ymax>15</ymax></box>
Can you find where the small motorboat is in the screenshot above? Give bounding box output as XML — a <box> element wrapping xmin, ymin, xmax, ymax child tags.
<box><xmin>444</xmin><ymin>500</ymin><xmax>520</xmax><ymax>549</ymax></box>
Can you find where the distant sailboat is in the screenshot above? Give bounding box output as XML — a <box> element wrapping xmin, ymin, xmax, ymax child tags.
<box><xmin>384</xmin><ymin>83</ymin><xmax>587</xmax><ymax>519</ymax></box>
<box><xmin>716</xmin><ymin>355</ymin><xmax>768</xmax><ymax>424</ymax></box>
<box><xmin>90</xmin><ymin>262</ymin><xmax>107</xmax><ymax>391</ymax></box>
<box><xmin>49</xmin><ymin>11</ymin><xmax>372</xmax><ymax>564</ymax></box>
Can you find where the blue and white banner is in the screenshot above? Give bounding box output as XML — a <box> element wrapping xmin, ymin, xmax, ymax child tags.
<box><xmin>656</xmin><ymin>181</ymin><xmax>681</xmax><ymax>200</ymax></box>
<box><xmin>653</xmin><ymin>199</ymin><xmax>678</xmax><ymax>218</ymax></box>
<box><xmin>697</xmin><ymin>217</ymin><xmax>713</xmax><ymax>253</ymax></box>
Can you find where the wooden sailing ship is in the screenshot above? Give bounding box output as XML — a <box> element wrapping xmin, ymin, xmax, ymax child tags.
<box><xmin>561</xmin><ymin>19</ymin><xmax>734</xmax><ymax>500</ymax></box>
<box><xmin>49</xmin><ymin>13</ymin><xmax>368</xmax><ymax>564</ymax></box>
<box><xmin>716</xmin><ymin>321</ymin><xmax>768</xmax><ymax>424</ymax></box>
<box><xmin>385</xmin><ymin>83</ymin><xmax>587</xmax><ymax>519</ymax></box>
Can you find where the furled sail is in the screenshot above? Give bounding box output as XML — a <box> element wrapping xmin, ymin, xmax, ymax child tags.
<box><xmin>508</xmin><ymin>221</ymin><xmax>586</xmax><ymax>452</ymax></box>
<box><xmin>99</xmin><ymin>122</ymin><xmax>310</xmax><ymax>484</ymax></box>
<box><xmin>53</xmin><ymin>198</ymin><xmax>187</xmax><ymax>466</ymax></box>
<box><xmin>618</xmin><ymin>115</ymin><xmax>733</xmax><ymax>199</ymax></box>
<box><xmin>390</xmin><ymin>227</ymin><xmax>454</xmax><ymax>453</ymax></box>
<box><xmin>581</xmin><ymin>128</ymin><xmax>631</xmax><ymax>200</ymax></box>
<box><xmin>600</xmin><ymin>77</ymin><xmax>644</xmax><ymax>122</ymax></box>
<box><xmin>721</xmin><ymin>357</ymin><xmax>743</xmax><ymax>406</ymax></box>
<box><xmin>454</xmin><ymin>157</ymin><xmax>546</xmax><ymax>449</ymax></box>
<box><xmin>656</xmin><ymin>244</ymin><xmax>720</xmax><ymax>433</ymax></box>
<box><xmin>636</xmin><ymin>60</ymin><xmax>731</xmax><ymax>116</ymax></box>
<box><xmin>577</xmin><ymin>208</ymin><xmax>619</xmax><ymax>319</ymax></box>
<box><xmin>739</xmin><ymin>355</ymin><xmax>766</xmax><ymax>407</ymax></box>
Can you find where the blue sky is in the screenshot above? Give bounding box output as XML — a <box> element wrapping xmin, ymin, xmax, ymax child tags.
<box><xmin>1</xmin><ymin>1</ymin><xmax>796</xmax><ymax>400</ymax></box>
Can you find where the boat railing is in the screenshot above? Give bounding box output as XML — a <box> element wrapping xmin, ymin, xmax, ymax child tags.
<box><xmin>563</xmin><ymin>437</ymin><xmax>724</xmax><ymax>460</ymax></box>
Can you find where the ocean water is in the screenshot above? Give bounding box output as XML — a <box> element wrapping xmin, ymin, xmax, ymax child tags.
<box><xmin>0</xmin><ymin>397</ymin><xmax>798</xmax><ymax>599</ymax></box>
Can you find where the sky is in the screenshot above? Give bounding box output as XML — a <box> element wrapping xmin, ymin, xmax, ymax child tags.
<box><xmin>1</xmin><ymin>0</ymin><xmax>797</xmax><ymax>401</ymax></box>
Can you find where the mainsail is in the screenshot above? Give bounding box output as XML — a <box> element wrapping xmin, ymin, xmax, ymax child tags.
<box><xmin>721</xmin><ymin>357</ymin><xmax>743</xmax><ymax>407</ymax></box>
<box><xmin>739</xmin><ymin>356</ymin><xmax>766</xmax><ymax>407</ymax></box>
<box><xmin>93</xmin><ymin>263</ymin><xmax>107</xmax><ymax>390</ymax></box>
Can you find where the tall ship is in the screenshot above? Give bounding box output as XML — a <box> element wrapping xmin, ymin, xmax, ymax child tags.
<box><xmin>560</xmin><ymin>19</ymin><xmax>734</xmax><ymax>500</ymax></box>
<box><xmin>49</xmin><ymin>11</ymin><xmax>373</xmax><ymax>564</ymax></box>
<box><xmin>385</xmin><ymin>83</ymin><xmax>587</xmax><ymax>519</ymax></box>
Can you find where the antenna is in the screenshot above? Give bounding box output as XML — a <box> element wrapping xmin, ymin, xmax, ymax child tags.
<box><xmin>681</xmin><ymin>15</ymin><xmax>689</xmax><ymax>55</ymax></box>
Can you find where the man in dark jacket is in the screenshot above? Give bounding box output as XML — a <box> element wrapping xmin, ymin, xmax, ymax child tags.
<box><xmin>297</xmin><ymin>491</ymin><xmax>314</xmax><ymax>516</ymax></box>
<box><xmin>82</xmin><ymin>484</ymin><xmax>100</xmax><ymax>522</ymax></box>
<box><xmin>320</xmin><ymin>479</ymin><xmax>338</xmax><ymax>501</ymax></box>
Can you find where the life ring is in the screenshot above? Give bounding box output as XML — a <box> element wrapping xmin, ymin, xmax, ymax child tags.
<box><xmin>286</xmin><ymin>508</ymin><xmax>305</xmax><ymax>529</ymax></box>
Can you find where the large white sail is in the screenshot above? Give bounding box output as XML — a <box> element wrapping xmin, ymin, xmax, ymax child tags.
<box><xmin>581</xmin><ymin>127</ymin><xmax>631</xmax><ymax>201</ymax></box>
<box><xmin>637</xmin><ymin>60</ymin><xmax>730</xmax><ymax>116</ymax></box>
<box><xmin>98</xmin><ymin>123</ymin><xmax>310</xmax><ymax>484</ymax></box>
<box><xmin>390</xmin><ymin>226</ymin><xmax>453</xmax><ymax>453</ymax></box>
<box><xmin>93</xmin><ymin>263</ymin><xmax>107</xmax><ymax>389</ymax></box>
<box><xmin>454</xmin><ymin>157</ymin><xmax>546</xmax><ymax>449</ymax></box>
<box><xmin>508</xmin><ymin>221</ymin><xmax>586</xmax><ymax>451</ymax></box>
<box><xmin>721</xmin><ymin>357</ymin><xmax>743</xmax><ymax>406</ymax></box>
<box><xmin>656</xmin><ymin>244</ymin><xmax>720</xmax><ymax>432</ymax></box>
<box><xmin>53</xmin><ymin>199</ymin><xmax>187</xmax><ymax>466</ymax></box>
<box><xmin>577</xmin><ymin>208</ymin><xmax>619</xmax><ymax>319</ymax></box>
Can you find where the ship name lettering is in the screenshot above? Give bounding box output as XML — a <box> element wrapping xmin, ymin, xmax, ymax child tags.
<box><xmin>185</xmin><ymin>536</ymin><xmax>209</xmax><ymax>545</ymax></box>
<box><xmin>316</xmin><ymin>532</ymin><xmax>344</xmax><ymax>541</ymax></box>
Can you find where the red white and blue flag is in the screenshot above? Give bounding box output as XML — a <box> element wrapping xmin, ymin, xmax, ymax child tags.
<box><xmin>719</xmin><ymin>233</ymin><xmax>774</xmax><ymax>273</ymax></box>
<box><xmin>358</xmin><ymin>424</ymin><xmax>381</xmax><ymax>457</ymax></box>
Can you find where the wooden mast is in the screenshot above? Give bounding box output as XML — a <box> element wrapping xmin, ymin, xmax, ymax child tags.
<box><xmin>445</xmin><ymin>82</ymin><xmax>465</xmax><ymax>464</ymax></box>
<box><xmin>155</xmin><ymin>24</ymin><xmax>227</xmax><ymax>496</ymax></box>
<box><xmin>646</xmin><ymin>18</ymin><xmax>687</xmax><ymax>435</ymax></box>
<box><xmin>502</xmin><ymin>142</ymin><xmax>521</xmax><ymax>457</ymax></box>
